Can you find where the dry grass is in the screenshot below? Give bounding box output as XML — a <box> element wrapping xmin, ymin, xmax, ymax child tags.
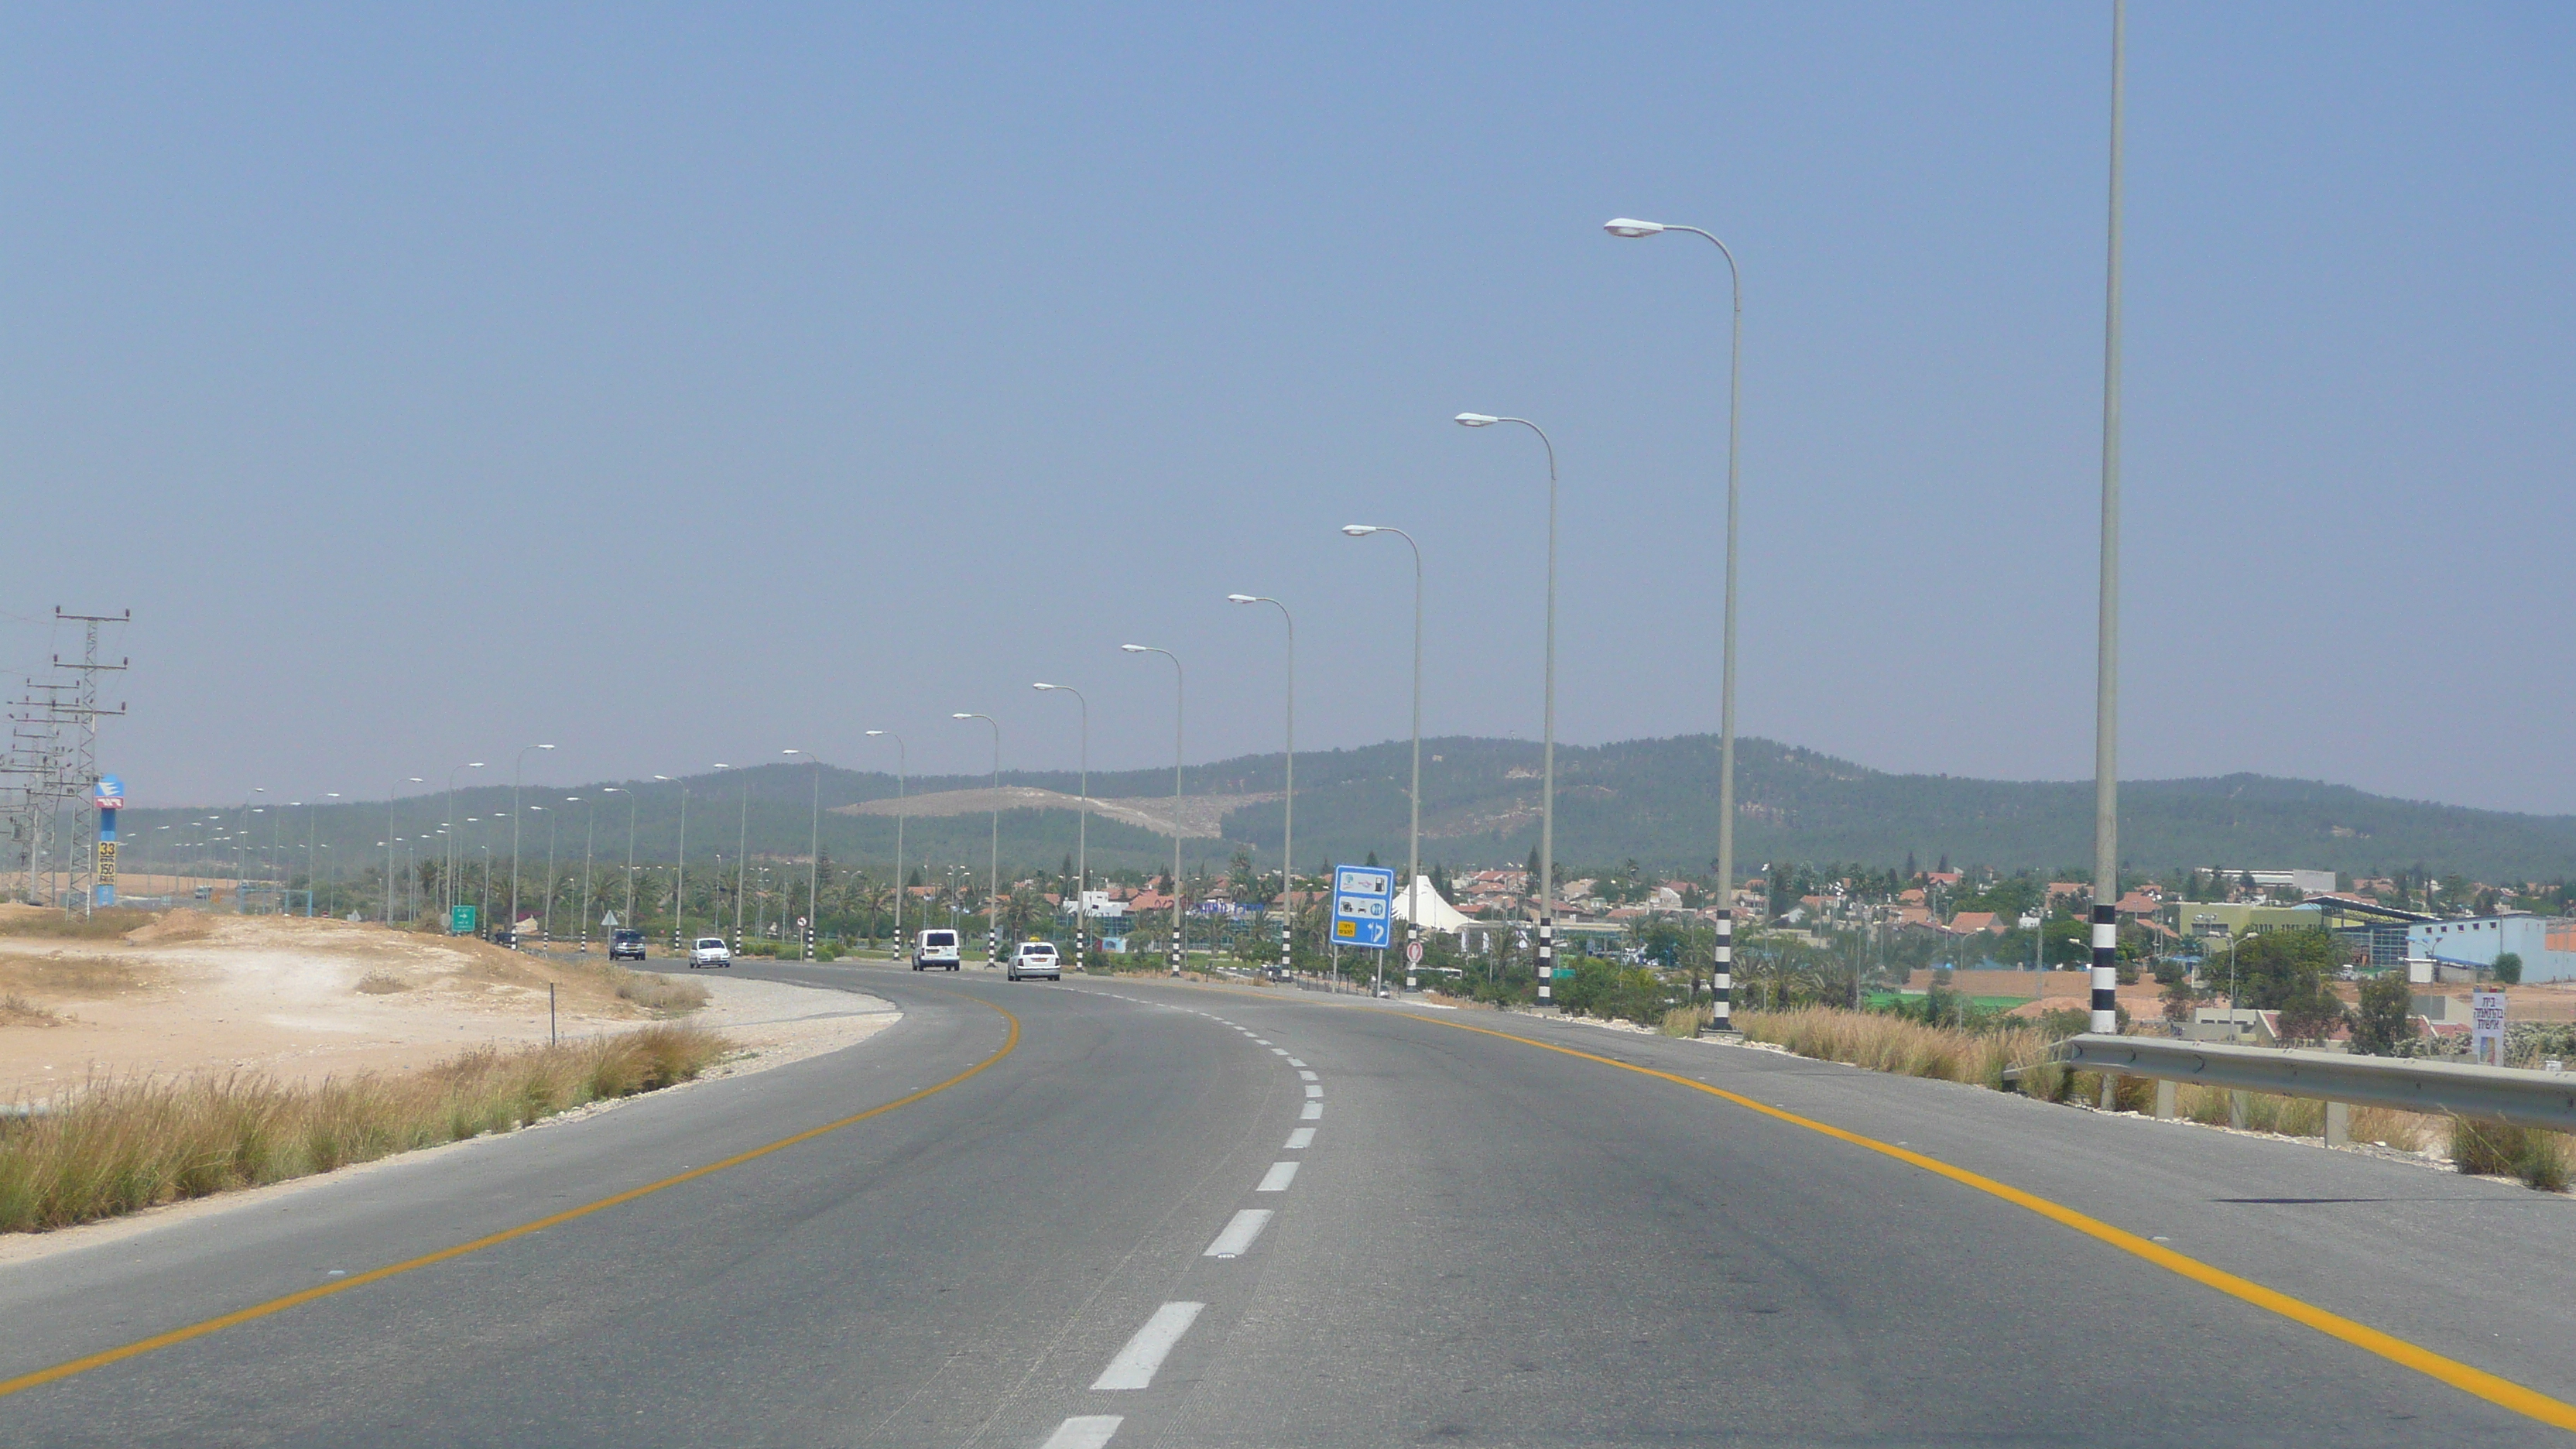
<box><xmin>0</xmin><ymin>992</ymin><xmax>59</xmax><ymax>1026</ymax></box>
<box><xmin>608</xmin><ymin>967</ymin><xmax>710</xmax><ymax>1015</ymax></box>
<box><xmin>1735</xmin><ymin>1006</ymin><xmax>2057</xmax><ymax>1090</ymax></box>
<box><xmin>2451</xmin><ymin>1119</ymin><xmax>2572</xmax><ymax>1190</ymax></box>
<box><xmin>0</xmin><ymin>906</ymin><xmax>158</xmax><ymax>940</ymax></box>
<box><xmin>0</xmin><ymin>1024</ymin><xmax>728</xmax><ymax>1233</ymax></box>
<box><xmin>353</xmin><ymin>971</ymin><xmax>411</xmax><ymax>995</ymax></box>
<box><xmin>0</xmin><ymin>953</ymin><xmax>152</xmax><ymax>997</ymax></box>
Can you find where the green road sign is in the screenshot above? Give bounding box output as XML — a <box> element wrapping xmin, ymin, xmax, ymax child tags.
<box><xmin>450</xmin><ymin>904</ymin><xmax>478</xmax><ymax>935</ymax></box>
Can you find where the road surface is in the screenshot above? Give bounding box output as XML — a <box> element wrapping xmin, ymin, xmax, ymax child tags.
<box><xmin>2</xmin><ymin>962</ymin><xmax>2572</xmax><ymax>1445</ymax></box>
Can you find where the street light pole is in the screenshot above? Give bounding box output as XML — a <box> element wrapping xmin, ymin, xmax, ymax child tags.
<box><xmin>866</xmin><ymin>731</ymin><xmax>907</xmax><ymax>952</ymax></box>
<box><xmin>1605</xmin><ymin>214</ymin><xmax>1746</xmax><ymax>1034</ymax></box>
<box><xmin>389</xmin><ymin>777</ymin><xmax>422</xmax><ymax>925</ymax></box>
<box><xmin>1341</xmin><ymin>525</ymin><xmax>1424</xmax><ymax>978</ymax></box>
<box><xmin>578</xmin><ymin>795</ymin><xmax>596</xmax><ymax>952</ymax></box>
<box><xmin>604</xmin><ymin>786</ymin><xmax>634</xmax><ymax>930</ymax></box>
<box><xmin>444</xmin><ymin>762</ymin><xmax>483</xmax><ymax>927</ymax></box>
<box><xmin>785</xmin><ymin>749</ymin><xmax>820</xmax><ymax>960</ymax></box>
<box><xmin>656</xmin><ymin>776</ymin><xmax>687</xmax><ymax>954</ymax></box>
<box><xmin>2091</xmin><ymin>0</ymin><xmax>2129</xmax><ymax>1038</ymax></box>
<box><xmin>534</xmin><ymin>804</ymin><xmax>555</xmax><ymax>947</ymax></box>
<box><xmin>1228</xmin><ymin>595</ymin><xmax>1297</xmax><ymax>981</ymax></box>
<box><xmin>1456</xmin><ymin>413</ymin><xmax>1561</xmax><ymax>1006</ymax></box>
<box><xmin>951</xmin><ymin>714</ymin><xmax>1002</xmax><ymax>968</ymax></box>
<box><xmin>509</xmin><ymin>744</ymin><xmax>555</xmax><ymax>947</ymax></box>
<box><xmin>1033</xmin><ymin>685</ymin><xmax>1090</xmax><ymax>969</ymax></box>
<box><xmin>1122</xmin><ymin>644</ymin><xmax>1186</xmax><ymax>976</ymax></box>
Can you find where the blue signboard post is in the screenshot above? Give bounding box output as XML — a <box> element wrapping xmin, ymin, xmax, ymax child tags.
<box><xmin>1331</xmin><ymin>864</ymin><xmax>1396</xmax><ymax>951</ymax></box>
<box><xmin>92</xmin><ymin>774</ymin><xmax>124</xmax><ymax>908</ymax></box>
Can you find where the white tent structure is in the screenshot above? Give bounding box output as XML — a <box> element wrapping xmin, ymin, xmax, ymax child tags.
<box><xmin>1390</xmin><ymin>878</ymin><xmax>1474</xmax><ymax>935</ymax></box>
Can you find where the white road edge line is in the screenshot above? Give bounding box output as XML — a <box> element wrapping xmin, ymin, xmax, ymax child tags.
<box><xmin>1042</xmin><ymin>1415</ymin><xmax>1125</xmax><ymax>1449</ymax></box>
<box><xmin>1257</xmin><ymin>1161</ymin><xmax>1300</xmax><ymax>1192</ymax></box>
<box><xmin>1285</xmin><ymin>1127</ymin><xmax>1315</xmax><ymax>1149</ymax></box>
<box><xmin>1091</xmin><ymin>1303</ymin><xmax>1205</xmax><ymax>1391</ymax></box>
<box><xmin>1204</xmin><ymin>1209</ymin><xmax>1274</xmax><ymax>1258</ymax></box>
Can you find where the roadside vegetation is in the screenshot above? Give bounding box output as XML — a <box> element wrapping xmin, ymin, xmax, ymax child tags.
<box><xmin>0</xmin><ymin>1024</ymin><xmax>728</xmax><ymax>1233</ymax></box>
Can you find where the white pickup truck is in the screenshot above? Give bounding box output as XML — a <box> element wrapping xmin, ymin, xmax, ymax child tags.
<box><xmin>688</xmin><ymin>936</ymin><xmax>732</xmax><ymax>969</ymax></box>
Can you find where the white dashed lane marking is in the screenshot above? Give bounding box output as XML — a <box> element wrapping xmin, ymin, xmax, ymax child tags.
<box><xmin>1300</xmin><ymin>1102</ymin><xmax>1321</xmax><ymax>1120</ymax></box>
<box><xmin>1091</xmin><ymin>1302</ymin><xmax>1205</xmax><ymax>1390</ymax></box>
<box><xmin>1286</xmin><ymin>1058</ymin><xmax>1306</xmax><ymax>1067</ymax></box>
<box><xmin>1303</xmin><ymin>1084</ymin><xmax>1321</xmax><ymax>1098</ymax></box>
<box><xmin>1297</xmin><ymin>1070</ymin><xmax>1317</xmax><ymax>1081</ymax></box>
<box><xmin>1042</xmin><ymin>1416</ymin><xmax>1125</xmax><ymax>1448</ymax></box>
<box><xmin>1284</xmin><ymin>1127</ymin><xmax>1314</xmax><ymax>1149</ymax></box>
<box><xmin>1204</xmin><ymin>1209</ymin><xmax>1274</xmax><ymax>1259</ymax></box>
<box><xmin>1256</xmin><ymin>1161</ymin><xmax>1300</xmax><ymax>1192</ymax></box>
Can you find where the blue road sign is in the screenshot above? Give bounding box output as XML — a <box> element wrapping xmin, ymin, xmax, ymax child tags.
<box><xmin>1331</xmin><ymin>864</ymin><xmax>1396</xmax><ymax>949</ymax></box>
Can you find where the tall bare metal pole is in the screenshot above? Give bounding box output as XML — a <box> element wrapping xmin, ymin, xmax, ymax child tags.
<box><xmin>2090</xmin><ymin>0</ymin><xmax>2127</xmax><ymax>1038</ymax></box>
<box><xmin>867</xmin><ymin>731</ymin><xmax>906</xmax><ymax>951</ymax></box>
<box><xmin>953</xmin><ymin>715</ymin><xmax>1002</xmax><ymax>966</ymax></box>
<box><xmin>1123</xmin><ymin>645</ymin><xmax>1185</xmax><ymax>976</ymax></box>
<box><xmin>1341</xmin><ymin>526</ymin><xmax>1423</xmax><ymax>973</ymax></box>
<box><xmin>1033</xmin><ymin>687</ymin><xmax>1089</xmax><ymax>967</ymax></box>
<box><xmin>1228</xmin><ymin>595</ymin><xmax>1295</xmax><ymax>979</ymax></box>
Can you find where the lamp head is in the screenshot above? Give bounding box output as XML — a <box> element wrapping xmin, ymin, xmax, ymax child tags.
<box><xmin>1226</xmin><ymin>594</ymin><xmax>1258</xmax><ymax>604</ymax></box>
<box><xmin>1033</xmin><ymin>682</ymin><xmax>1060</xmax><ymax>691</ymax></box>
<box><xmin>1454</xmin><ymin>413</ymin><xmax>1499</xmax><ymax>426</ymax></box>
<box><xmin>406</xmin><ymin>776</ymin><xmax>423</xmax><ymax>783</ymax></box>
<box><xmin>467</xmin><ymin>762</ymin><xmax>485</xmax><ymax>769</ymax></box>
<box><xmin>1341</xmin><ymin>525</ymin><xmax>1378</xmax><ymax>536</ymax></box>
<box><xmin>1604</xmin><ymin>218</ymin><xmax>1667</xmax><ymax>238</ymax></box>
<box><xmin>782</xmin><ymin>748</ymin><xmax>800</xmax><ymax>755</ymax></box>
<box><xmin>1121</xmin><ymin>644</ymin><xmax>1149</xmax><ymax>653</ymax></box>
<box><xmin>951</xmin><ymin>712</ymin><xmax>973</xmax><ymax>720</ymax></box>
<box><xmin>538</xmin><ymin>744</ymin><xmax>555</xmax><ymax>751</ymax></box>
<box><xmin>652</xmin><ymin>775</ymin><xmax>672</xmax><ymax>782</ymax></box>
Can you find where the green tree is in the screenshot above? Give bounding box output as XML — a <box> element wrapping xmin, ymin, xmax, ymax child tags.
<box><xmin>2495</xmin><ymin>951</ymin><xmax>2525</xmax><ymax>985</ymax></box>
<box><xmin>2350</xmin><ymin>975</ymin><xmax>2414</xmax><ymax>1056</ymax></box>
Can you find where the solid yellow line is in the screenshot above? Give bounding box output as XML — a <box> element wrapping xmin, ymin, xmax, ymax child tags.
<box><xmin>1427</xmin><ymin>1015</ymin><xmax>2576</xmax><ymax>1433</ymax></box>
<box><xmin>0</xmin><ymin>994</ymin><xmax>1023</xmax><ymax>1401</ymax></box>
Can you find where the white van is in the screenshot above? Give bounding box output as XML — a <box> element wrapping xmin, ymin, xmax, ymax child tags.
<box><xmin>1008</xmin><ymin>940</ymin><xmax>1060</xmax><ymax>981</ymax></box>
<box><xmin>913</xmin><ymin>928</ymin><xmax>961</xmax><ymax>971</ymax></box>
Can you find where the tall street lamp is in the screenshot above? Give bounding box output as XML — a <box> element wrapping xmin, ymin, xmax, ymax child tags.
<box><xmin>533</xmin><ymin>804</ymin><xmax>555</xmax><ymax>946</ymax></box>
<box><xmin>1455</xmin><ymin>412</ymin><xmax>1562</xmax><ymax>1006</ymax></box>
<box><xmin>1122</xmin><ymin>644</ymin><xmax>1186</xmax><ymax>976</ymax></box>
<box><xmin>444</xmin><ymin>762</ymin><xmax>484</xmax><ymax>927</ymax></box>
<box><xmin>1342</xmin><ymin>525</ymin><xmax>1425</xmax><ymax>976</ymax></box>
<box><xmin>2089</xmin><ymin>1</ymin><xmax>2129</xmax><ymax>1039</ymax></box>
<box><xmin>714</xmin><ymin>762</ymin><xmax>748</xmax><ymax>954</ymax></box>
<box><xmin>951</xmin><ymin>714</ymin><xmax>1002</xmax><ymax>968</ymax></box>
<box><xmin>784</xmin><ymin>749</ymin><xmax>821</xmax><ymax>960</ymax></box>
<box><xmin>1228</xmin><ymin>594</ymin><xmax>1296</xmax><ymax>981</ymax></box>
<box><xmin>1605</xmin><ymin>214</ymin><xmax>1745</xmax><ymax>1035</ymax></box>
<box><xmin>656</xmin><ymin>775</ymin><xmax>687</xmax><ymax>954</ymax></box>
<box><xmin>1033</xmin><ymin>684</ymin><xmax>1089</xmax><ymax>969</ymax></box>
<box><xmin>866</xmin><ymin>731</ymin><xmax>907</xmax><ymax>952</ymax></box>
<box><xmin>509</xmin><ymin>743</ymin><xmax>556</xmax><ymax>947</ymax></box>
<box><xmin>604</xmin><ymin>786</ymin><xmax>635</xmax><ymax>932</ymax></box>
<box><xmin>388</xmin><ymin>777</ymin><xmax>423</xmax><ymax>925</ymax></box>
<box><xmin>576</xmin><ymin>795</ymin><xmax>596</xmax><ymax>952</ymax></box>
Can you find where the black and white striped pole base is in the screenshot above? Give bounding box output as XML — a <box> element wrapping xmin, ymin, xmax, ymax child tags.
<box><xmin>803</xmin><ymin>920</ymin><xmax>814</xmax><ymax>961</ymax></box>
<box><xmin>989</xmin><ymin>926</ymin><xmax>999</xmax><ymax>970</ymax></box>
<box><xmin>1708</xmin><ymin>914</ymin><xmax>1733</xmax><ymax>1036</ymax></box>
<box><xmin>1279</xmin><ymin>917</ymin><xmax>1291</xmax><ymax>980</ymax></box>
<box><xmin>2090</xmin><ymin>903</ymin><xmax>2120</xmax><ymax>1033</ymax></box>
<box><xmin>1536</xmin><ymin>917</ymin><xmax>1554</xmax><ymax>1006</ymax></box>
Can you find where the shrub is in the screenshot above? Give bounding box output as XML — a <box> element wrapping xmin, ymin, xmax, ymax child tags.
<box><xmin>2495</xmin><ymin>952</ymin><xmax>2524</xmax><ymax>986</ymax></box>
<box><xmin>2451</xmin><ymin>1118</ymin><xmax>2570</xmax><ymax>1190</ymax></box>
<box><xmin>610</xmin><ymin>968</ymin><xmax>711</xmax><ymax>1014</ymax></box>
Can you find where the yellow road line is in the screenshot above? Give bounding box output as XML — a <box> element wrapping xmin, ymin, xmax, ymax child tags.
<box><xmin>0</xmin><ymin>993</ymin><xmax>1022</xmax><ymax>1402</ymax></box>
<box><xmin>1422</xmin><ymin>1015</ymin><xmax>2576</xmax><ymax>1433</ymax></box>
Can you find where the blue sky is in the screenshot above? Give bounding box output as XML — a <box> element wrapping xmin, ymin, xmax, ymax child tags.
<box><xmin>4</xmin><ymin>3</ymin><xmax>2571</xmax><ymax>814</ymax></box>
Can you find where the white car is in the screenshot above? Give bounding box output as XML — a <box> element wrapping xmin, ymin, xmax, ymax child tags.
<box><xmin>913</xmin><ymin>928</ymin><xmax>962</xmax><ymax>971</ymax></box>
<box><xmin>688</xmin><ymin>936</ymin><xmax>731</xmax><ymax>970</ymax></box>
<box><xmin>1008</xmin><ymin>940</ymin><xmax>1061</xmax><ymax>981</ymax></box>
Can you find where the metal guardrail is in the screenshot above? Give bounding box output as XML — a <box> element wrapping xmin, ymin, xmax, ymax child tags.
<box><xmin>2056</xmin><ymin>1033</ymin><xmax>2576</xmax><ymax>1132</ymax></box>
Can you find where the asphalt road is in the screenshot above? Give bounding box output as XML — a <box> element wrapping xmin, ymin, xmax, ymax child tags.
<box><xmin>4</xmin><ymin>962</ymin><xmax>2574</xmax><ymax>1447</ymax></box>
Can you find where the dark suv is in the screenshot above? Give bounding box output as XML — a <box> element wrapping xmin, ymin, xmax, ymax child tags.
<box><xmin>609</xmin><ymin>928</ymin><xmax>647</xmax><ymax>961</ymax></box>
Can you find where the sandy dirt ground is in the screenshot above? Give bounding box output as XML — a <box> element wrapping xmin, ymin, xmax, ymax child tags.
<box><xmin>0</xmin><ymin>906</ymin><xmax>891</xmax><ymax>1101</ymax></box>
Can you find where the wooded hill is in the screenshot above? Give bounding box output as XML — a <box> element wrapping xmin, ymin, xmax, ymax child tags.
<box><xmin>132</xmin><ymin>735</ymin><xmax>2576</xmax><ymax>885</ymax></box>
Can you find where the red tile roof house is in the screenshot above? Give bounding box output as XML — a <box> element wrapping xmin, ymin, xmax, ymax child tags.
<box><xmin>1946</xmin><ymin>911</ymin><xmax>2004</xmax><ymax>935</ymax></box>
